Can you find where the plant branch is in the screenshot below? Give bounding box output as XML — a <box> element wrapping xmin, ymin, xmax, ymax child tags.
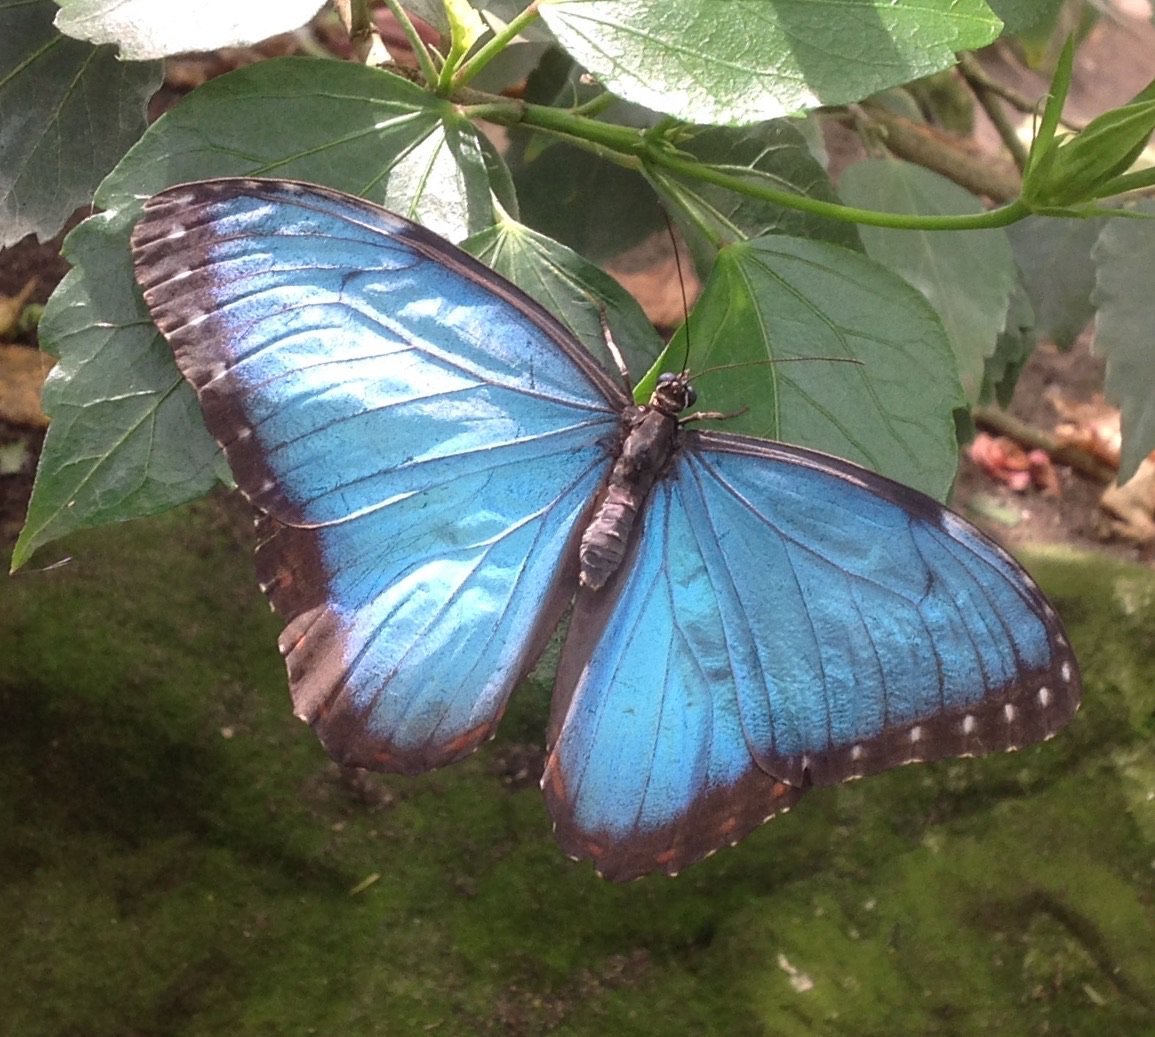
<box><xmin>654</xmin><ymin>146</ymin><xmax>1030</xmax><ymax>228</ymax></box>
<box><xmin>956</xmin><ymin>52</ymin><xmax>1087</xmax><ymax>131</ymax></box>
<box><xmin>958</xmin><ymin>56</ymin><xmax>1030</xmax><ymax>171</ymax></box>
<box><xmin>973</xmin><ymin>406</ymin><xmax>1116</xmax><ymax>484</ymax></box>
<box><xmin>571</xmin><ymin>92</ymin><xmax>617</xmax><ymax>118</ymax></box>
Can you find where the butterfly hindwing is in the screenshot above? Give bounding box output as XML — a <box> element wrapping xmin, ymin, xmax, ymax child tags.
<box><xmin>132</xmin><ymin>179</ymin><xmax>626</xmax><ymax>772</ymax></box>
<box><xmin>544</xmin><ymin>430</ymin><xmax>1079</xmax><ymax>880</ymax></box>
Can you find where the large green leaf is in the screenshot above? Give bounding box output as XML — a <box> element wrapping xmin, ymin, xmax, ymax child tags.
<box><xmin>675</xmin><ymin>236</ymin><xmax>963</xmax><ymax>499</ymax></box>
<box><xmin>981</xmin><ymin>280</ymin><xmax>1035</xmax><ymax>408</ymax></box>
<box><xmin>508</xmin><ymin>91</ymin><xmax>667</xmax><ymax>263</ymax></box>
<box><xmin>509</xmin><ymin>135</ymin><xmax>665</xmax><ymax>263</ymax></box>
<box><xmin>0</xmin><ymin>0</ymin><xmax>160</xmax><ymax>245</ymax></box>
<box><xmin>539</xmin><ymin>0</ymin><xmax>1002</xmax><ymax>125</ymax></box>
<box><xmin>99</xmin><ymin>58</ymin><xmax>498</xmax><ymax>241</ymax></box>
<box><xmin>1091</xmin><ymin>201</ymin><xmax>1155</xmax><ymax>484</ymax></box>
<box><xmin>466</xmin><ymin>213</ymin><xmax>662</xmax><ymax>380</ymax></box>
<box><xmin>1007</xmin><ymin>214</ymin><xmax>1106</xmax><ymax>349</ymax></box>
<box><xmin>839</xmin><ymin>158</ymin><xmax>1016</xmax><ymax>404</ymax></box>
<box><xmin>647</xmin><ymin>119</ymin><xmax>863</xmax><ymax>271</ymax></box>
<box><xmin>14</xmin><ymin>60</ymin><xmax>504</xmax><ymax>568</ymax></box>
<box><xmin>53</xmin><ymin>0</ymin><xmax>325</xmax><ymax>59</ymax></box>
<box><xmin>11</xmin><ymin>209</ymin><xmax>226</xmax><ymax>569</ymax></box>
<box><xmin>985</xmin><ymin>0</ymin><xmax>1066</xmax><ymax>34</ymax></box>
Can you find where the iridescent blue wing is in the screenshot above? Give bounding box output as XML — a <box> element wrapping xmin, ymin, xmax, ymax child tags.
<box><xmin>132</xmin><ymin>179</ymin><xmax>626</xmax><ymax>772</ymax></box>
<box><xmin>543</xmin><ymin>430</ymin><xmax>1080</xmax><ymax>880</ymax></box>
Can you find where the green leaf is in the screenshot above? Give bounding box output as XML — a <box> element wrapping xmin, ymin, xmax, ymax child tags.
<box><xmin>508</xmin><ymin>99</ymin><xmax>666</xmax><ymax>262</ymax></box>
<box><xmin>465</xmin><ymin>213</ymin><xmax>663</xmax><ymax>381</ymax></box>
<box><xmin>16</xmin><ymin>59</ymin><xmax>505</xmax><ymax>566</ymax></box>
<box><xmin>1046</xmin><ymin>98</ymin><xmax>1155</xmax><ymax>206</ymax></box>
<box><xmin>980</xmin><ymin>281</ymin><xmax>1035</xmax><ymax>408</ymax></box>
<box><xmin>0</xmin><ymin>0</ymin><xmax>160</xmax><ymax>245</ymax></box>
<box><xmin>1097</xmin><ymin>164</ymin><xmax>1155</xmax><ymax>198</ymax></box>
<box><xmin>839</xmin><ymin>158</ymin><xmax>1016</xmax><ymax>404</ymax></box>
<box><xmin>505</xmin><ymin>87</ymin><xmax>669</xmax><ymax>263</ymax></box>
<box><xmin>1007</xmin><ymin>214</ymin><xmax>1107</xmax><ymax>349</ymax></box>
<box><xmin>1022</xmin><ymin>35</ymin><xmax>1074</xmax><ymax>190</ymax></box>
<box><xmin>646</xmin><ymin>119</ymin><xmax>863</xmax><ymax>270</ymax></box>
<box><xmin>675</xmin><ymin>236</ymin><xmax>963</xmax><ymax>499</ymax></box>
<box><xmin>11</xmin><ymin>210</ymin><xmax>223</xmax><ymax>569</ymax></box>
<box><xmin>539</xmin><ymin>0</ymin><xmax>1002</xmax><ymax>125</ymax></box>
<box><xmin>100</xmin><ymin>59</ymin><xmax>497</xmax><ymax>239</ymax></box>
<box><xmin>985</xmin><ymin>0</ymin><xmax>1066</xmax><ymax>35</ymax></box>
<box><xmin>445</xmin><ymin>0</ymin><xmax>487</xmax><ymax>57</ymax></box>
<box><xmin>399</xmin><ymin>0</ymin><xmax>450</xmax><ymax>36</ymax></box>
<box><xmin>53</xmin><ymin>0</ymin><xmax>326</xmax><ymax>60</ymax></box>
<box><xmin>1091</xmin><ymin>200</ymin><xmax>1155</xmax><ymax>484</ymax></box>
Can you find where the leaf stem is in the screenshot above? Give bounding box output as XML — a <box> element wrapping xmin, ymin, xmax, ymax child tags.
<box><xmin>453</xmin><ymin>2</ymin><xmax>542</xmax><ymax>89</ymax></box>
<box><xmin>570</xmin><ymin>92</ymin><xmax>618</xmax><ymax>118</ymax></box>
<box><xmin>382</xmin><ymin>0</ymin><xmax>441</xmax><ymax>87</ymax></box>
<box><xmin>337</xmin><ymin>0</ymin><xmax>390</xmax><ymax>65</ymax></box>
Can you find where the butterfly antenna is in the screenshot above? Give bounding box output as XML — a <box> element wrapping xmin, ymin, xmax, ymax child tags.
<box><xmin>692</xmin><ymin>356</ymin><xmax>865</xmax><ymax>381</ymax></box>
<box><xmin>661</xmin><ymin>209</ymin><xmax>693</xmax><ymax>374</ymax></box>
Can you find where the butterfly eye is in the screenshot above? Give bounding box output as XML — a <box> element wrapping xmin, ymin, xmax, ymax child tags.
<box><xmin>656</xmin><ymin>372</ymin><xmax>695</xmax><ymax>406</ymax></box>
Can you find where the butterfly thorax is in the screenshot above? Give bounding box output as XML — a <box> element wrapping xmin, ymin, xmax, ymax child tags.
<box><xmin>578</xmin><ymin>373</ymin><xmax>695</xmax><ymax>591</ymax></box>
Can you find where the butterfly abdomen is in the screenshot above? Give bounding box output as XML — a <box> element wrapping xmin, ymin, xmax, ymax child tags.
<box><xmin>580</xmin><ymin>405</ymin><xmax>680</xmax><ymax>590</ymax></box>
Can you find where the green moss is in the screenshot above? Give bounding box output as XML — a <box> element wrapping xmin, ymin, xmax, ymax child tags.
<box><xmin>1</xmin><ymin>512</ymin><xmax>1153</xmax><ymax>1035</ymax></box>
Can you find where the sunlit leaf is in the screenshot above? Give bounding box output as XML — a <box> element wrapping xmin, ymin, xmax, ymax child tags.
<box><xmin>12</xmin><ymin>211</ymin><xmax>224</xmax><ymax>569</ymax></box>
<box><xmin>540</xmin><ymin>0</ymin><xmax>1002</xmax><ymax>124</ymax></box>
<box><xmin>53</xmin><ymin>0</ymin><xmax>325</xmax><ymax>60</ymax></box>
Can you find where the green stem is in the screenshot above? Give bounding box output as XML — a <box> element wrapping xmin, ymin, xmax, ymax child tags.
<box><xmin>383</xmin><ymin>0</ymin><xmax>440</xmax><ymax>87</ymax></box>
<box><xmin>343</xmin><ymin>0</ymin><xmax>382</xmax><ymax>65</ymax></box>
<box><xmin>464</xmin><ymin>96</ymin><xmax>648</xmax><ymax>169</ymax></box>
<box><xmin>481</xmin><ymin>97</ymin><xmax>1033</xmax><ymax>230</ymax></box>
<box><xmin>453</xmin><ymin>2</ymin><xmax>542</xmax><ymax>89</ymax></box>
<box><xmin>570</xmin><ymin>92</ymin><xmax>617</xmax><ymax>118</ymax></box>
<box><xmin>651</xmin><ymin>149</ymin><xmax>1032</xmax><ymax>229</ymax></box>
<box><xmin>1097</xmin><ymin>166</ymin><xmax>1155</xmax><ymax>197</ymax></box>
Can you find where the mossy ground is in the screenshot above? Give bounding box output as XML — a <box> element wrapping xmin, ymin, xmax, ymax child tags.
<box><xmin>2</xmin><ymin>502</ymin><xmax>1153</xmax><ymax>1035</ymax></box>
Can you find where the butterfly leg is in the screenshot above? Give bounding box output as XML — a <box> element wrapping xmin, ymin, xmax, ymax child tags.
<box><xmin>680</xmin><ymin>405</ymin><xmax>750</xmax><ymax>424</ymax></box>
<box><xmin>599</xmin><ymin>309</ymin><xmax>634</xmax><ymax>391</ymax></box>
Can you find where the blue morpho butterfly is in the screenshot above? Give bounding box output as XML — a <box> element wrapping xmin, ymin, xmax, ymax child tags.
<box><xmin>131</xmin><ymin>178</ymin><xmax>1081</xmax><ymax>881</ymax></box>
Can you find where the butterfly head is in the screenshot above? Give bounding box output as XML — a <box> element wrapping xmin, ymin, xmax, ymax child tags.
<box><xmin>651</xmin><ymin>371</ymin><xmax>697</xmax><ymax>417</ymax></box>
